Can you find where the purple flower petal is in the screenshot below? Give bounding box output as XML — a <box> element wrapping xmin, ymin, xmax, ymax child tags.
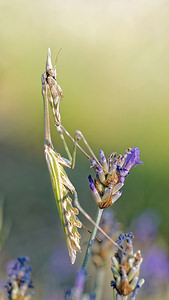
<box><xmin>124</xmin><ymin>147</ymin><xmax>143</xmax><ymax>172</ymax></box>
<box><xmin>88</xmin><ymin>175</ymin><xmax>94</xmax><ymax>183</ymax></box>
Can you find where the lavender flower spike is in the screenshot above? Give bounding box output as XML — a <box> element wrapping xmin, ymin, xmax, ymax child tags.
<box><xmin>5</xmin><ymin>256</ymin><xmax>34</xmax><ymax>300</ymax></box>
<box><xmin>124</xmin><ymin>147</ymin><xmax>143</xmax><ymax>172</ymax></box>
<box><xmin>111</xmin><ymin>233</ymin><xmax>144</xmax><ymax>298</ymax></box>
<box><xmin>88</xmin><ymin>147</ymin><xmax>142</xmax><ymax>208</ymax></box>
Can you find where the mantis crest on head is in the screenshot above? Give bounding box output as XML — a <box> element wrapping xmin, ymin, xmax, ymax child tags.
<box><xmin>41</xmin><ymin>48</ymin><xmax>123</xmax><ymax>264</ymax></box>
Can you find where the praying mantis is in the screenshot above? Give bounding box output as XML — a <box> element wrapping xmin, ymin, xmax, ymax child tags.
<box><xmin>41</xmin><ymin>49</ymin><xmax>123</xmax><ymax>264</ymax></box>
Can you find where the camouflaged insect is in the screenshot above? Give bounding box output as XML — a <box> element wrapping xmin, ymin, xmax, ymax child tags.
<box><xmin>42</xmin><ymin>50</ymin><xmax>82</xmax><ymax>264</ymax></box>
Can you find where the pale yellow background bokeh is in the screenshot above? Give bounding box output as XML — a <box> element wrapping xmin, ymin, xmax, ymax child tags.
<box><xmin>0</xmin><ymin>1</ymin><xmax>169</xmax><ymax>299</ymax></box>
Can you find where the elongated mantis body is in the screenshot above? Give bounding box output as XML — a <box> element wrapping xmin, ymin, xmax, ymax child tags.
<box><xmin>41</xmin><ymin>49</ymin><xmax>123</xmax><ymax>264</ymax></box>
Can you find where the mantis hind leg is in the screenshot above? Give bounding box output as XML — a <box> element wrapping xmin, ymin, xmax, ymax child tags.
<box><xmin>73</xmin><ymin>191</ymin><xmax>122</xmax><ymax>252</ymax></box>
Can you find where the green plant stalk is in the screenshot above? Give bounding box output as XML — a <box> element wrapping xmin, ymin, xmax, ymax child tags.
<box><xmin>94</xmin><ymin>267</ymin><xmax>105</xmax><ymax>300</ymax></box>
<box><xmin>113</xmin><ymin>289</ymin><xmax>116</xmax><ymax>300</ymax></box>
<box><xmin>82</xmin><ymin>207</ymin><xmax>103</xmax><ymax>270</ymax></box>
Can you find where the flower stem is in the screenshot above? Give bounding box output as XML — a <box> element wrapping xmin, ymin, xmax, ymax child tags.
<box><xmin>113</xmin><ymin>289</ymin><xmax>116</xmax><ymax>300</ymax></box>
<box><xmin>82</xmin><ymin>208</ymin><xmax>103</xmax><ymax>270</ymax></box>
<box><xmin>94</xmin><ymin>267</ymin><xmax>105</xmax><ymax>300</ymax></box>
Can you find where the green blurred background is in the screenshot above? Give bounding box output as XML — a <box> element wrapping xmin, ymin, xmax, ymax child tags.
<box><xmin>0</xmin><ymin>0</ymin><xmax>169</xmax><ymax>299</ymax></box>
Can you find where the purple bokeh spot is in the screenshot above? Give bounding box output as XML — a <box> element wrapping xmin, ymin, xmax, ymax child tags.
<box><xmin>131</xmin><ymin>210</ymin><xmax>160</xmax><ymax>243</ymax></box>
<box><xmin>50</xmin><ymin>246</ymin><xmax>73</xmax><ymax>277</ymax></box>
<box><xmin>142</xmin><ymin>246</ymin><xmax>169</xmax><ymax>281</ymax></box>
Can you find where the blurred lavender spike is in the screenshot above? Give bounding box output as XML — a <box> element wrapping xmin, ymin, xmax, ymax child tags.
<box><xmin>5</xmin><ymin>256</ymin><xmax>34</xmax><ymax>300</ymax></box>
<box><xmin>91</xmin><ymin>210</ymin><xmax>120</xmax><ymax>268</ymax></box>
<box><xmin>111</xmin><ymin>233</ymin><xmax>144</xmax><ymax>299</ymax></box>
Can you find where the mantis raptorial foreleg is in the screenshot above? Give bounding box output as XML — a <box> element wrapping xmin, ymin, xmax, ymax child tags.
<box><xmin>59</xmin><ymin>125</ymin><xmax>102</xmax><ymax>168</ymax></box>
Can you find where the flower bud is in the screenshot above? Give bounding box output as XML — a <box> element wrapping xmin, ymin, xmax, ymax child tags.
<box><xmin>99</xmin><ymin>150</ymin><xmax>109</xmax><ymax>174</ymax></box>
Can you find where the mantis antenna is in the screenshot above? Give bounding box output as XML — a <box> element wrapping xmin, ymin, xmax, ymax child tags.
<box><xmin>54</xmin><ymin>48</ymin><xmax>62</xmax><ymax>67</ymax></box>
